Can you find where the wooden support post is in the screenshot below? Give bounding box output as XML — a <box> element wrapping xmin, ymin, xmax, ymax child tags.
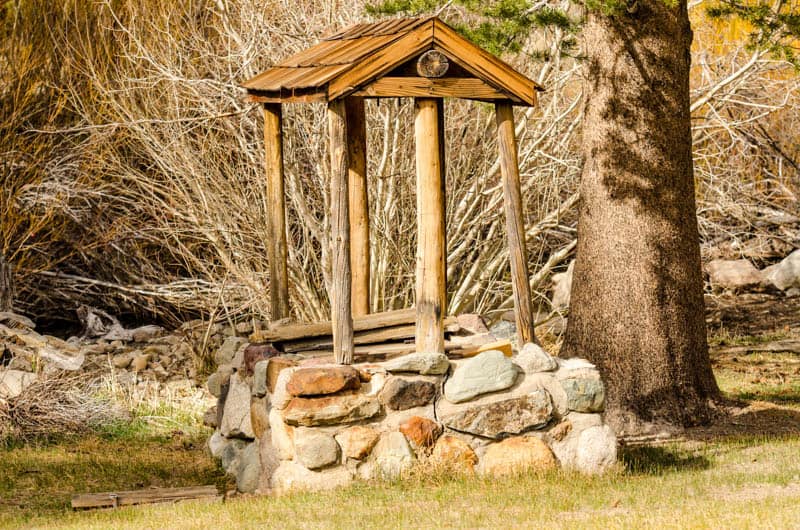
<box><xmin>264</xmin><ymin>103</ymin><xmax>290</xmax><ymax>321</ymax></box>
<box><xmin>496</xmin><ymin>102</ymin><xmax>536</xmax><ymax>346</ymax></box>
<box><xmin>414</xmin><ymin>97</ymin><xmax>447</xmax><ymax>353</ymax></box>
<box><xmin>345</xmin><ymin>97</ymin><xmax>370</xmax><ymax>317</ymax></box>
<box><xmin>328</xmin><ymin>99</ymin><xmax>355</xmax><ymax>364</ymax></box>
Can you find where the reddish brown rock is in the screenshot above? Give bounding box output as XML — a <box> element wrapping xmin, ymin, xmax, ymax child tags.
<box><xmin>286</xmin><ymin>366</ymin><xmax>361</xmax><ymax>397</ymax></box>
<box><xmin>379</xmin><ymin>378</ymin><xmax>436</xmax><ymax>410</ymax></box>
<box><xmin>479</xmin><ymin>437</ymin><xmax>557</xmax><ymax>477</ymax></box>
<box><xmin>282</xmin><ymin>393</ymin><xmax>380</xmax><ymax>427</ymax></box>
<box><xmin>267</xmin><ymin>357</ymin><xmax>297</xmax><ymax>393</ymax></box>
<box><xmin>335</xmin><ymin>426</ymin><xmax>381</xmax><ymax>460</ymax></box>
<box><xmin>399</xmin><ymin>416</ymin><xmax>442</xmax><ymax>449</ymax></box>
<box><xmin>431</xmin><ymin>435</ymin><xmax>478</xmax><ymax>472</ymax></box>
<box><xmin>243</xmin><ymin>343</ymin><xmax>281</xmax><ymax>376</ymax></box>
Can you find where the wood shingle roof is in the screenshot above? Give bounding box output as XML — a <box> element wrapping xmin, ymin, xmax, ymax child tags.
<box><xmin>242</xmin><ymin>16</ymin><xmax>542</xmax><ymax>106</ymax></box>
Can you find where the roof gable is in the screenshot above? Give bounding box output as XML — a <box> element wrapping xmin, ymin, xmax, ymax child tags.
<box><xmin>242</xmin><ymin>16</ymin><xmax>541</xmax><ymax>106</ymax></box>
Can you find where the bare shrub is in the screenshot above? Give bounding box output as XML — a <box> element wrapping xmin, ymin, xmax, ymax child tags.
<box><xmin>0</xmin><ymin>372</ymin><xmax>128</xmax><ymax>443</ymax></box>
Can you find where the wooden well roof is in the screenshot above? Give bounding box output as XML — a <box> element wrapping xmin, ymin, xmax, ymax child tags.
<box><xmin>242</xmin><ymin>16</ymin><xmax>543</xmax><ymax>106</ymax></box>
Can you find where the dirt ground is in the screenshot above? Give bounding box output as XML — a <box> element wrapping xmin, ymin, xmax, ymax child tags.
<box><xmin>686</xmin><ymin>292</ymin><xmax>800</xmax><ymax>441</ymax></box>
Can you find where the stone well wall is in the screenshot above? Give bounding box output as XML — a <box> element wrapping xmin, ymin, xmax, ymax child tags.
<box><xmin>206</xmin><ymin>344</ymin><xmax>617</xmax><ymax>493</ymax></box>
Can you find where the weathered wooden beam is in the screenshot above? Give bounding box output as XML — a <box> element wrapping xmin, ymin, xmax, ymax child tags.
<box><xmin>257</xmin><ymin>307</ymin><xmax>417</xmax><ymax>342</ymax></box>
<box><xmin>414</xmin><ymin>97</ymin><xmax>447</xmax><ymax>353</ymax></box>
<box><xmin>328</xmin><ymin>99</ymin><xmax>354</xmax><ymax>364</ymax></box>
<box><xmin>352</xmin><ymin>77</ymin><xmax>514</xmax><ymax>101</ymax></box>
<box><xmin>496</xmin><ymin>102</ymin><xmax>536</xmax><ymax>346</ymax></box>
<box><xmin>345</xmin><ymin>97</ymin><xmax>370</xmax><ymax>317</ymax></box>
<box><xmin>71</xmin><ymin>486</ymin><xmax>221</xmax><ymax>510</ymax></box>
<box><xmin>264</xmin><ymin>103</ymin><xmax>290</xmax><ymax>320</ymax></box>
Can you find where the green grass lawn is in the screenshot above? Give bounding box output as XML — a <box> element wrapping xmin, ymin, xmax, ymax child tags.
<box><xmin>4</xmin><ymin>350</ymin><xmax>800</xmax><ymax>529</ymax></box>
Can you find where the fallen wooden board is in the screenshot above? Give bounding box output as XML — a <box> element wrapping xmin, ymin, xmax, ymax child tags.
<box><xmin>71</xmin><ymin>485</ymin><xmax>221</xmax><ymax>510</ymax></box>
<box><xmin>711</xmin><ymin>340</ymin><xmax>800</xmax><ymax>356</ymax></box>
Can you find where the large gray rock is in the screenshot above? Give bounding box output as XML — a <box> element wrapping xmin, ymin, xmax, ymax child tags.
<box><xmin>207</xmin><ymin>366</ymin><xmax>232</xmax><ymax>397</ymax></box>
<box><xmin>444</xmin><ymin>350</ymin><xmax>518</xmax><ymax>403</ymax></box>
<box><xmin>575</xmin><ymin>425</ymin><xmax>617</xmax><ymax>475</ymax></box>
<box><xmin>382</xmin><ymin>353</ymin><xmax>450</xmax><ymax>375</ymax></box>
<box><xmin>270</xmin><ymin>461</ymin><xmax>353</xmax><ymax>492</ymax></box>
<box><xmin>551</xmin><ymin>260</ymin><xmax>574</xmax><ymax>310</ymax></box>
<box><xmin>0</xmin><ymin>369</ymin><xmax>37</xmax><ymax>398</ymax></box>
<box><xmin>706</xmin><ymin>259</ymin><xmax>763</xmax><ymax>290</ymax></box>
<box><xmin>235</xmin><ymin>442</ymin><xmax>261</xmax><ymax>493</ymax></box>
<box><xmin>440</xmin><ymin>390</ymin><xmax>553</xmax><ymax>439</ymax></box>
<box><xmin>555</xmin><ymin>358</ymin><xmax>605</xmax><ymax>413</ymax></box>
<box><xmin>252</xmin><ymin>360</ymin><xmax>269</xmax><ymax>397</ymax></box>
<box><xmin>373</xmin><ymin>431</ymin><xmax>415</xmax><ymax>478</ymax></box>
<box><xmin>220</xmin><ymin>373</ymin><xmax>255</xmax><ymax>439</ymax></box>
<box><xmin>207</xmin><ymin>430</ymin><xmax>227</xmax><ymax>458</ymax></box>
<box><xmin>215</xmin><ymin>336</ymin><xmax>247</xmax><ymax>366</ymax></box>
<box><xmin>762</xmin><ymin>249</ymin><xmax>800</xmax><ymax>291</ymax></box>
<box><xmin>515</xmin><ymin>343</ymin><xmax>558</xmax><ymax>374</ymax></box>
<box><xmin>294</xmin><ymin>429</ymin><xmax>340</xmax><ymax>470</ymax></box>
<box><xmin>218</xmin><ymin>437</ymin><xmax>248</xmax><ymax>472</ymax></box>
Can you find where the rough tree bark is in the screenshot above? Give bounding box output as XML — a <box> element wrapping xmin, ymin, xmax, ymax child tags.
<box><xmin>561</xmin><ymin>0</ymin><xmax>721</xmax><ymax>435</ymax></box>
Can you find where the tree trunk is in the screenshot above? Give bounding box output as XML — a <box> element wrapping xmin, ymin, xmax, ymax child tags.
<box><xmin>561</xmin><ymin>0</ymin><xmax>720</xmax><ymax>435</ymax></box>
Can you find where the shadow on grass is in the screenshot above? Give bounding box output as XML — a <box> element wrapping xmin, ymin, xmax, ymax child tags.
<box><xmin>620</xmin><ymin>445</ymin><xmax>711</xmax><ymax>475</ymax></box>
<box><xmin>731</xmin><ymin>387</ymin><xmax>800</xmax><ymax>406</ymax></box>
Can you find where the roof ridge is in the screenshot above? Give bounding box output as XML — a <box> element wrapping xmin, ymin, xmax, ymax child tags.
<box><xmin>322</xmin><ymin>15</ymin><xmax>436</xmax><ymax>41</ymax></box>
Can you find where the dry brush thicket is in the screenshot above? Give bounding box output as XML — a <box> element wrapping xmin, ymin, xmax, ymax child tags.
<box><xmin>0</xmin><ymin>0</ymin><xmax>797</xmax><ymax>328</ymax></box>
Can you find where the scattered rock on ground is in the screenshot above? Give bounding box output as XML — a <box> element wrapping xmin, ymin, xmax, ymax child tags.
<box><xmin>762</xmin><ymin>249</ymin><xmax>800</xmax><ymax>291</ymax></box>
<box><xmin>0</xmin><ymin>369</ymin><xmax>37</xmax><ymax>398</ymax></box>
<box><xmin>707</xmin><ymin>259</ymin><xmax>764</xmax><ymax>290</ymax></box>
